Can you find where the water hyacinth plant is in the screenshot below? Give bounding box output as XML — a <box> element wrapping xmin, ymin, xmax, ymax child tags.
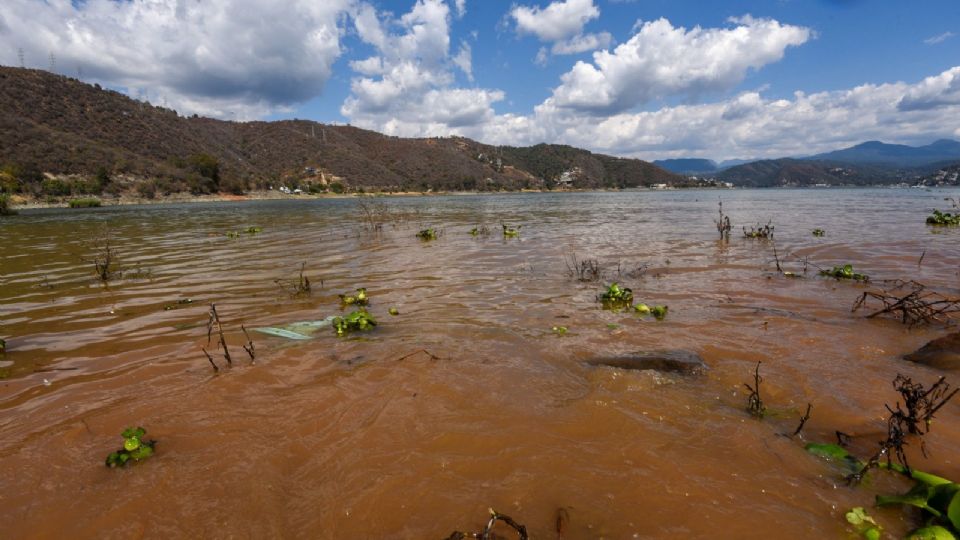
<box><xmin>599</xmin><ymin>283</ymin><xmax>633</xmax><ymax>309</ymax></box>
<box><xmin>821</xmin><ymin>264</ymin><xmax>869</xmax><ymax>281</ymax></box>
<box><xmin>812</xmin><ymin>228</ymin><xmax>826</xmax><ymax>237</ymax></box>
<box><xmin>333</xmin><ymin>310</ymin><xmax>377</xmax><ymax>336</ymax></box>
<box><xmin>416</xmin><ymin>228</ymin><xmax>439</xmax><ymax>241</ymax></box>
<box><xmin>339</xmin><ymin>288</ymin><xmax>368</xmax><ymax>306</ymax></box>
<box><xmin>502</xmin><ymin>224</ymin><xmax>521</xmax><ymax>238</ymax></box>
<box><xmin>926</xmin><ymin>209</ymin><xmax>960</xmax><ymax>226</ymax></box>
<box><xmin>105</xmin><ymin>427</ymin><xmax>156</xmax><ymax>467</ymax></box>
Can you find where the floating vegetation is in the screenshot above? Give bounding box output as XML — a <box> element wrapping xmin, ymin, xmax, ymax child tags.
<box><xmin>105</xmin><ymin>427</ymin><xmax>156</xmax><ymax>468</ymax></box>
<box><xmin>821</xmin><ymin>264</ymin><xmax>869</xmax><ymax>281</ymax></box>
<box><xmin>744</xmin><ymin>361</ymin><xmax>766</xmax><ymax>419</ymax></box>
<box><xmin>926</xmin><ymin>209</ymin><xmax>960</xmax><ymax>226</ymax></box>
<box><xmin>845</xmin><ymin>507</ymin><xmax>882</xmax><ymax>540</ymax></box>
<box><xmin>812</xmin><ymin>228</ymin><xmax>826</xmax><ymax>237</ymax></box>
<box><xmin>276</xmin><ymin>262</ymin><xmax>312</xmax><ymax>296</ymax></box>
<box><xmin>599</xmin><ymin>283</ymin><xmax>633</xmax><ymax>309</ymax></box>
<box><xmin>226</xmin><ymin>226</ymin><xmax>262</xmax><ymax>238</ymax></box>
<box><xmin>333</xmin><ymin>310</ymin><xmax>377</xmax><ymax>337</ymax></box>
<box><xmin>552</xmin><ymin>325</ymin><xmax>568</xmax><ymax>336</ymax></box>
<box><xmin>339</xmin><ymin>287</ymin><xmax>369</xmax><ymax>307</ymax></box>
<box><xmin>502</xmin><ymin>223</ymin><xmax>521</xmax><ymax>238</ymax></box>
<box><xmin>0</xmin><ymin>338</ymin><xmax>5</xmax><ymax>354</ymax></box>
<box><xmin>743</xmin><ymin>220</ymin><xmax>774</xmax><ymax>239</ymax></box>
<box><xmin>416</xmin><ymin>228</ymin><xmax>439</xmax><ymax>241</ymax></box>
<box><xmin>163</xmin><ymin>298</ymin><xmax>194</xmax><ymax>311</ymax></box>
<box><xmin>68</xmin><ymin>197</ymin><xmax>102</xmax><ymax>208</ymax></box>
<box><xmin>715</xmin><ymin>200</ymin><xmax>732</xmax><ymax>240</ymax></box>
<box><xmin>633</xmin><ymin>303</ymin><xmax>668</xmax><ymax>319</ymax></box>
<box><xmin>469</xmin><ymin>225</ymin><xmax>490</xmax><ymax>236</ymax></box>
<box><xmin>445</xmin><ymin>508</ymin><xmax>529</xmax><ymax>540</ymax></box>
<box><xmin>853</xmin><ymin>280</ymin><xmax>960</xmax><ymax>326</ymax></box>
<box><xmin>388</xmin><ymin>307</ymin><xmax>399</xmax><ymax>316</ymax></box>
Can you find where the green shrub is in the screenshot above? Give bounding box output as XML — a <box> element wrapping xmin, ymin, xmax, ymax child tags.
<box><xmin>68</xmin><ymin>197</ymin><xmax>102</xmax><ymax>208</ymax></box>
<box><xmin>41</xmin><ymin>178</ymin><xmax>71</xmax><ymax>197</ymax></box>
<box><xmin>329</xmin><ymin>182</ymin><xmax>345</xmax><ymax>194</ymax></box>
<box><xmin>0</xmin><ymin>194</ymin><xmax>16</xmax><ymax>216</ymax></box>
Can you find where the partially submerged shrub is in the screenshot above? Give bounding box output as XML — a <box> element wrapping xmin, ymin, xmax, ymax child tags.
<box><xmin>926</xmin><ymin>209</ymin><xmax>960</xmax><ymax>226</ymax></box>
<box><xmin>469</xmin><ymin>225</ymin><xmax>490</xmax><ymax>236</ymax></box>
<box><xmin>821</xmin><ymin>264</ymin><xmax>869</xmax><ymax>281</ymax></box>
<box><xmin>502</xmin><ymin>224</ymin><xmax>521</xmax><ymax>238</ymax></box>
<box><xmin>105</xmin><ymin>427</ymin><xmax>156</xmax><ymax>467</ymax></box>
<box><xmin>743</xmin><ymin>221</ymin><xmax>774</xmax><ymax>239</ymax></box>
<box><xmin>333</xmin><ymin>310</ymin><xmax>377</xmax><ymax>336</ymax></box>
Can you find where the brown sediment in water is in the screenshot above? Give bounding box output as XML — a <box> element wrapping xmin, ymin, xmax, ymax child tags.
<box><xmin>1</xmin><ymin>189</ymin><xmax>959</xmax><ymax>538</ymax></box>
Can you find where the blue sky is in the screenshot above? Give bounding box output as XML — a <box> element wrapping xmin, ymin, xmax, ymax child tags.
<box><xmin>3</xmin><ymin>0</ymin><xmax>960</xmax><ymax>160</ymax></box>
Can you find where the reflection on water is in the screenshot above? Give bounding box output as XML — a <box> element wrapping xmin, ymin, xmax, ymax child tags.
<box><xmin>1</xmin><ymin>188</ymin><xmax>959</xmax><ymax>538</ymax></box>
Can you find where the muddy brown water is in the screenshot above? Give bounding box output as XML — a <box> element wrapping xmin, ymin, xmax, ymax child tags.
<box><xmin>1</xmin><ymin>189</ymin><xmax>960</xmax><ymax>539</ymax></box>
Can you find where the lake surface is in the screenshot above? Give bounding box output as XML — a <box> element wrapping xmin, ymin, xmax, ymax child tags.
<box><xmin>1</xmin><ymin>188</ymin><xmax>960</xmax><ymax>538</ymax></box>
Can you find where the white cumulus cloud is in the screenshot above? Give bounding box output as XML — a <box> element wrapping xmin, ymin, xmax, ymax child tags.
<box><xmin>0</xmin><ymin>0</ymin><xmax>351</xmax><ymax>119</ymax></box>
<box><xmin>548</xmin><ymin>15</ymin><xmax>812</xmax><ymax>114</ymax></box>
<box><xmin>510</xmin><ymin>0</ymin><xmax>609</xmax><ymax>62</ymax></box>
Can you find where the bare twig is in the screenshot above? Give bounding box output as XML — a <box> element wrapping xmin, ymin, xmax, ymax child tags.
<box><xmin>394</xmin><ymin>349</ymin><xmax>440</xmax><ymax>362</ymax></box>
<box><xmin>852</xmin><ymin>279</ymin><xmax>960</xmax><ymax>326</ymax></box>
<box><xmin>744</xmin><ymin>361</ymin><xmax>766</xmax><ymax>418</ymax></box>
<box><xmin>241</xmin><ymin>325</ymin><xmax>255</xmax><ymax>362</ymax></box>
<box><xmin>207</xmin><ymin>304</ymin><xmax>232</xmax><ymax>366</ymax></box>
<box><xmin>202</xmin><ymin>348</ymin><xmax>219</xmax><ymax>372</ymax></box>
<box><xmin>791</xmin><ymin>403</ymin><xmax>812</xmax><ymax>437</ymax></box>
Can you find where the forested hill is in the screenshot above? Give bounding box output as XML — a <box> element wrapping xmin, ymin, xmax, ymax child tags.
<box><xmin>0</xmin><ymin>66</ymin><xmax>681</xmax><ymax>196</ymax></box>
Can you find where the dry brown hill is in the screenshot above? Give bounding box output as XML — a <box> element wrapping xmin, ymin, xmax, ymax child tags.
<box><xmin>0</xmin><ymin>66</ymin><xmax>682</xmax><ymax>196</ymax></box>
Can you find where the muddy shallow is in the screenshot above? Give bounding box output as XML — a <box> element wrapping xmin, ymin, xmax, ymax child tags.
<box><xmin>1</xmin><ymin>189</ymin><xmax>959</xmax><ymax>538</ymax></box>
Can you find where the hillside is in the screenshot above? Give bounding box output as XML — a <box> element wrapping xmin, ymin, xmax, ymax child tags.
<box><xmin>805</xmin><ymin>139</ymin><xmax>960</xmax><ymax>167</ymax></box>
<box><xmin>0</xmin><ymin>66</ymin><xmax>681</xmax><ymax>198</ymax></box>
<box><xmin>715</xmin><ymin>158</ymin><xmax>901</xmax><ymax>187</ymax></box>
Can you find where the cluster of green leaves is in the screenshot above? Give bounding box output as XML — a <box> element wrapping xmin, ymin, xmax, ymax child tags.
<box><xmin>927</xmin><ymin>210</ymin><xmax>960</xmax><ymax>226</ymax></box>
<box><xmin>339</xmin><ymin>288</ymin><xmax>369</xmax><ymax>306</ymax></box>
<box><xmin>821</xmin><ymin>264</ymin><xmax>869</xmax><ymax>281</ymax></box>
<box><xmin>806</xmin><ymin>442</ymin><xmax>960</xmax><ymax>539</ymax></box>
<box><xmin>634</xmin><ymin>303</ymin><xmax>669</xmax><ymax>320</ymax></box>
<box><xmin>551</xmin><ymin>325</ymin><xmax>568</xmax><ymax>336</ymax></box>
<box><xmin>469</xmin><ymin>225</ymin><xmax>490</xmax><ymax>236</ymax></box>
<box><xmin>599</xmin><ymin>283</ymin><xmax>633</xmax><ymax>309</ymax></box>
<box><xmin>105</xmin><ymin>427</ymin><xmax>155</xmax><ymax>468</ymax></box>
<box><xmin>388</xmin><ymin>307</ymin><xmax>400</xmax><ymax>316</ymax></box>
<box><xmin>68</xmin><ymin>197</ymin><xmax>102</xmax><ymax>208</ymax></box>
<box><xmin>502</xmin><ymin>224</ymin><xmax>521</xmax><ymax>238</ymax></box>
<box><xmin>743</xmin><ymin>222</ymin><xmax>774</xmax><ymax>239</ymax></box>
<box><xmin>416</xmin><ymin>228</ymin><xmax>439</xmax><ymax>241</ymax></box>
<box><xmin>812</xmin><ymin>228</ymin><xmax>826</xmax><ymax>237</ymax></box>
<box><xmin>333</xmin><ymin>310</ymin><xmax>377</xmax><ymax>337</ymax></box>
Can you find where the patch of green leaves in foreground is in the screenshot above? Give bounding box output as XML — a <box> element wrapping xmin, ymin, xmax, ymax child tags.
<box><xmin>339</xmin><ymin>287</ymin><xmax>369</xmax><ymax>307</ymax></box>
<box><xmin>106</xmin><ymin>427</ymin><xmax>155</xmax><ymax>468</ymax></box>
<box><xmin>927</xmin><ymin>210</ymin><xmax>960</xmax><ymax>226</ymax></box>
<box><xmin>820</xmin><ymin>264</ymin><xmax>869</xmax><ymax>281</ymax></box>
<box><xmin>634</xmin><ymin>303</ymin><xmax>669</xmax><ymax>320</ymax></box>
<box><xmin>846</xmin><ymin>507</ymin><xmax>882</xmax><ymax>540</ymax></box>
<box><xmin>806</xmin><ymin>443</ymin><xmax>960</xmax><ymax>539</ymax></box>
<box><xmin>333</xmin><ymin>310</ymin><xmax>377</xmax><ymax>337</ymax></box>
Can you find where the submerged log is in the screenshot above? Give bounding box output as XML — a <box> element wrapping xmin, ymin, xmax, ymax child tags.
<box><xmin>903</xmin><ymin>332</ymin><xmax>960</xmax><ymax>371</ymax></box>
<box><xmin>586</xmin><ymin>350</ymin><xmax>708</xmax><ymax>375</ymax></box>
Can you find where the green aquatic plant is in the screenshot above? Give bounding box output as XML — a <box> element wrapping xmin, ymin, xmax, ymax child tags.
<box><xmin>743</xmin><ymin>221</ymin><xmax>774</xmax><ymax>239</ymax></box>
<box><xmin>68</xmin><ymin>197</ymin><xmax>102</xmax><ymax>208</ymax></box>
<box><xmin>339</xmin><ymin>287</ymin><xmax>369</xmax><ymax>307</ymax></box>
<box><xmin>821</xmin><ymin>264</ymin><xmax>869</xmax><ymax>281</ymax></box>
<box><xmin>416</xmin><ymin>228</ymin><xmax>439</xmax><ymax>241</ymax></box>
<box><xmin>551</xmin><ymin>325</ymin><xmax>568</xmax><ymax>336</ymax></box>
<box><xmin>226</xmin><ymin>226</ymin><xmax>262</xmax><ymax>238</ymax></box>
<box><xmin>845</xmin><ymin>507</ymin><xmax>882</xmax><ymax>540</ymax></box>
<box><xmin>163</xmin><ymin>298</ymin><xmax>193</xmax><ymax>311</ymax></box>
<box><xmin>246</xmin><ymin>226</ymin><xmax>262</xmax><ymax>234</ymax></box>
<box><xmin>388</xmin><ymin>307</ymin><xmax>399</xmax><ymax>316</ymax></box>
<box><xmin>502</xmin><ymin>224</ymin><xmax>521</xmax><ymax>238</ymax></box>
<box><xmin>105</xmin><ymin>427</ymin><xmax>156</xmax><ymax>468</ymax></box>
<box><xmin>812</xmin><ymin>228</ymin><xmax>826</xmax><ymax>237</ymax></box>
<box><xmin>599</xmin><ymin>283</ymin><xmax>633</xmax><ymax>309</ymax></box>
<box><xmin>633</xmin><ymin>303</ymin><xmax>668</xmax><ymax>319</ymax></box>
<box><xmin>0</xmin><ymin>338</ymin><xmax>5</xmax><ymax>354</ymax></box>
<box><xmin>469</xmin><ymin>225</ymin><xmax>490</xmax><ymax>236</ymax></box>
<box><xmin>926</xmin><ymin>210</ymin><xmax>960</xmax><ymax>226</ymax></box>
<box><xmin>333</xmin><ymin>310</ymin><xmax>377</xmax><ymax>337</ymax></box>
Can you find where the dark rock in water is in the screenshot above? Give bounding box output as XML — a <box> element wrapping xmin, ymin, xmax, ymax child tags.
<box><xmin>904</xmin><ymin>332</ymin><xmax>960</xmax><ymax>371</ymax></box>
<box><xmin>586</xmin><ymin>350</ymin><xmax>707</xmax><ymax>375</ymax></box>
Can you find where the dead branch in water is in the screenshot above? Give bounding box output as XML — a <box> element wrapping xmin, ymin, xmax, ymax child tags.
<box><xmin>202</xmin><ymin>348</ymin><xmax>219</xmax><ymax>372</ymax></box>
<box><xmin>847</xmin><ymin>375</ymin><xmax>957</xmax><ymax>483</ymax></box>
<box><xmin>564</xmin><ymin>253</ymin><xmax>605</xmax><ymax>282</ymax></box>
<box><xmin>394</xmin><ymin>349</ymin><xmax>440</xmax><ymax>362</ymax></box>
<box><xmin>242</xmin><ymin>325</ymin><xmax>256</xmax><ymax>362</ymax></box>
<box><xmin>445</xmin><ymin>508</ymin><xmax>529</xmax><ymax>540</ymax></box>
<box><xmin>275</xmin><ymin>262</ymin><xmax>312</xmax><ymax>296</ymax></box>
<box><xmin>714</xmin><ymin>199</ymin><xmax>731</xmax><ymax>240</ymax></box>
<box><xmin>790</xmin><ymin>403</ymin><xmax>813</xmax><ymax>438</ymax></box>
<box><xmin>207</xmin><ymin>304</ymin><xmax>232</xmax><ymax>366</ymax></box>
<box><xmin>744</xmin><ymin>362</ymin><xmax>766</xmax><ymax>418</ymax></box>
<box><xmin>852</xmin><ymin>279</ymin><xmax>960</xmax><ymax>326</ymax></box>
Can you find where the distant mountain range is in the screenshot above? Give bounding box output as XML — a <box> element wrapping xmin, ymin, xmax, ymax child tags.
<box><xmin>658</xmin><ymin>139</ymin><xmax>960</xmax><ymax>186</ymax></box>
<box><xmin>0</xmin><ymin>66</ymin><xmax>681</xmax><ymax>196</ymax></box>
